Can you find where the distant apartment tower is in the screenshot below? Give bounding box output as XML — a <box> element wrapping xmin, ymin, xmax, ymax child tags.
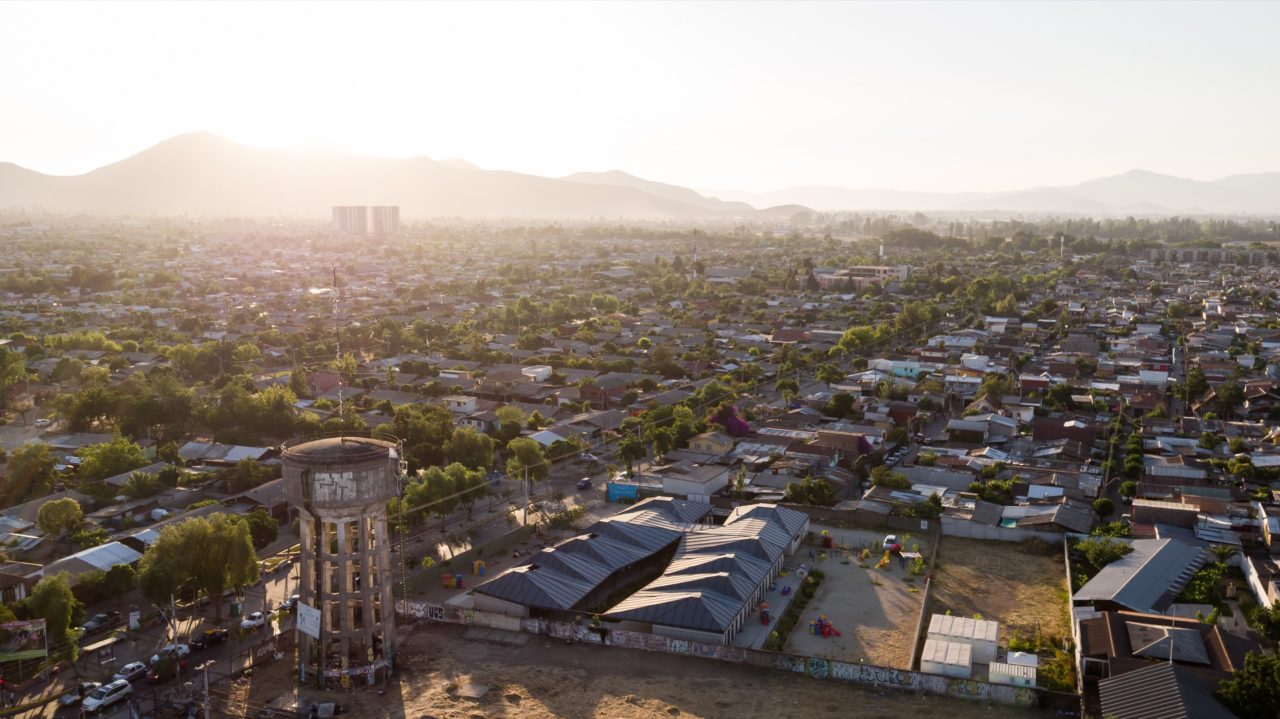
<box><xmin>332</xmin><ymin>206</ymin><xmax>368</xmax><ymax>235</ymax></box>
<box><xmin>331</xmin><ymin>206</ymin><xmax>399</xmax><ymax>235</ymax></box>
<box><xmin>369</xmin><ymin>206</ymin><xmax>400</xmax><ymax>235</ymax></box>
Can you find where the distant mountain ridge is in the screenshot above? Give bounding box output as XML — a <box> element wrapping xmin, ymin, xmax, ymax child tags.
<box><xmin>0</xmin><ymin>133</ymin><xmax>796</xmax><ymax>220</ymax></box>
<box><xmin>708</xmin><ymin>168</ymin><xmax>1280</xmax><ymax>215</ymax></box>
<box><xmin>1</xmin><ymin>132</ymin><xmax>1278</xmax><ymax>217</ymax></box>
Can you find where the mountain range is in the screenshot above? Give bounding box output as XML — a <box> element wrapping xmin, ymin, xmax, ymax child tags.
<box><xmin>707</xmin><ymin>169</ymin><xmax>1280</xmax><ymax>216</ymax></box>
<box><xmin>1</xmin><ymin>132</ymin><xmax>1278</xmax><ymax>218</ymax></box>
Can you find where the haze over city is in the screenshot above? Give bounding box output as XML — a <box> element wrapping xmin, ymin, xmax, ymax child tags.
<box><xmin>4</xmin><ymin>1</ymin><xmax>1280</xmax><ymax>197</ymax></box>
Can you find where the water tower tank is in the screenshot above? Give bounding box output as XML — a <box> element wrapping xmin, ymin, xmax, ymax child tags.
<box><xmin>282</xmin><ymin>435</ymin><xmax>402</xmax><ymax>686</ymax></box>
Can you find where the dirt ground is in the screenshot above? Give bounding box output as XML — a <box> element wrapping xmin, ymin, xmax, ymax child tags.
<box><xmin>223</xmin><ymin>623</ymin><xmax>1048</xmax><ymax>719</ymax></box>
<box><xmin>930</xmin><ymin>537</ymin><xmax>1071</xmax><ymax>644</ymax></box>
<box><xmin>783</xmin><ymin>526</ymin><xmax>928</xmax><ymax>669</ymax></box>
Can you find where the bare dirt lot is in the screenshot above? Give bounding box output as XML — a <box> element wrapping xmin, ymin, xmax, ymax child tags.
<box><xmin>223</xmin><ymin>623</ymin><xmax>1048</xmax><ymax>719</ymax></box>
<box><xmin>782</xmin><ymin>526</ymin><xmax>929</xmax><ymax>669</ymax></box>
<box><xmin>930</xmin><ymin>537</ymin><xmax>1071</xmax><ymax>643</ymax></box>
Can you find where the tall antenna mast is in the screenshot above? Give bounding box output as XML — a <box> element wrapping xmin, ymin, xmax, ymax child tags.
<box><xmin>333</xmin><ymin>266</ymin><xmax>343</xmax><ymax>419</ymax></box>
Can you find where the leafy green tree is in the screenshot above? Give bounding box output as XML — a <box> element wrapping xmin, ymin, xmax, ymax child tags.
<box><xmin>36</xmin><ymin>497</ymin><xmax>83</xmax><ymax>537</ymax></box>
<box><xmin>76</xmin><ymin>437</ymin><xmax>146</xmax><ymax>483</ymax></box>
<box><xmin>2</xmin><ymin>442</ymin><xmax>57</xmax><ymax>507</ymax></box>
<box><xmin>373</xmin><ymin>404</ymin><xmax>455</xmax><ymax>470</ymax></box>
<box><xmin>816</xmin><ymin>364</ymin><xmax>845</xmax><ymax>387</ymax></box>
<box><xmin>447</xmin><ymin>463</ymin><xmax>489</xmax><ymax>518</ymax></box>
<box><xmin>28</xmin><ymin>573</ymin><xmax>82</xmax><ymax>660</ymax></box>
<box><xmin>0</xmin><ymin>347</ymin><xmax>26</xmax><ymax>410</ymax></box>
<box><xmin>650</xmin><ymin>426</ymin><xmax>675</xmax><ymax>459</ymax></box>
<box><xmin>618</xmin><ymin>435</ymin><xmax>647</xmax><ymax>475</ymax></box>
<box><xmin>446</xmin><ymin>427</ymin><xmax>494</xmax><ymax>470</ymax></box>
<box><xmin>784</xmin><ymin>476</ymin><xmax>837</xmax><ymax>506</ymax></box>
<box><xmin>505</xmin><ymin>435</ymin><xmax>546</xmax><ymax>477</ymax></box>
<box><xmin>1076</xmin><ymin>536</ymin><xmax>1133</xmax><ymax>570</ymax></box>
<box><xmin>223</xmin><ymin>459</ymin><xmax>277</xmax><ymax>493</ymax></box>
<box><xmin>1092</xmin><ymin>497</ymin><xmax>1115</xmax><ymax>519</ymax></box>
<box><xmin>138</xmin><ymin>513</ymin><xmax>258</xmax><ymax>621</ymax></box>
<box><xmin>871</xmin><ymin>466</ymin><xmax>911</xmax><ymax>490</ymax></box>
<box><xmin>1218</xmin><ymin>651</ymin><xmax>1280</xmax><ymax>719</ymax></box>
<box><xmin>231</xmin><ymin>509</ymin><xmax>279</xmax><ymax>549</ymax></box>
<box><xmin>1216</xmin><ymin>382</ymin><xmax>1245</xmax><ymax>419</ymax></box>
<box><xmin>123</xmin><ymin>471</ymin><xmax>163</xmax><ymax>499</ymax></box>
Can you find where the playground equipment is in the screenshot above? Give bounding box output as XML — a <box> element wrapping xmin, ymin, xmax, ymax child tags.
<box><xmin>809</xmin><ymin>615</ymin><xmax>842</xmax><ymax>638</ymax></box>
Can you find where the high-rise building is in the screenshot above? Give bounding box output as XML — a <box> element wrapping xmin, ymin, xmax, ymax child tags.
<box><xmin>331</xmin><ymin>206</ymin><xmax>368</xmax><ymax>235</ymax></box>
<box><xmin>369</xmin><ymin>206</ymin><xmax>400</xmax><ymax>235</ymax></box>
<box><xmin>331</xmin><ymin>206</ymin><xmax>399</xmax><ymax>235</ymax></box>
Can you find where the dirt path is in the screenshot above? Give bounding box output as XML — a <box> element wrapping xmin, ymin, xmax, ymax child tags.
<box><xmin>232</xmin><ymin>624</ymin><xmax>1049</xmax><ymax>719</ymax></box>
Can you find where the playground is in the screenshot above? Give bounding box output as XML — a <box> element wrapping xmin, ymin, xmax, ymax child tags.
<box><xmin>782</xmin><ymin>525</ymin><xmax>931</xmax><ymax>669</ymax></box>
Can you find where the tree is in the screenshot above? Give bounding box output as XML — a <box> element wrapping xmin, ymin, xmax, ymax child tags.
<box><xmin>447</xmin><ymin>463</ymin><xmax>489</xmax><ymax>518</ymax></box>
<box><xmin>0</xmin><ymin>347</ymin><xmax>26</xmax><ymax>410</ymax></box>
<box><xmin>446</xmin><ymin>427</ymin><xmax>494</xmax><ymax>470</ymax></box>
<box><xmin>1076</xmin><ymin>536</ymin><xmax>1133</xmax><ymax>570</ymax></box>
<box><xmin>1218</xmin><ymin>651</ymin><xmax>1280</xmax><ymax>719</ymax></box>
<box><xmin>774</xmin><ymin>378</ymin><xmax>800</xmax><ymax>404</ymax></box>
<box><xmin>76</xmin><ymin>437</ymin><xmax>146</xmax><ymax>483</ymax></box>
<box><xmin>618</xmin><ymin>435</ymin><xmax>647</xmax><ymax>475</ymax></box>
<box><xmin>1092</xmin><ymin>497</ymin><xmax>1115</xmax><ymax>519</ymax></box>
<box><xmin>816</xmin><ymin>364</ymin><xmax>845</xmax><ymax>388</ymax></box>
<box><xmin>649</xmin><ymin>426</ymin><xmax>675</xmax><ymax>459</ymax></box>
<box><xmin>2</xmin><ymin>442</ymin><xmax>57</xmax><ymax>508</ymax></box>
<box><xmin>123</xmin><ymin>471</ymin><xmax>163</xmax><ymax>499</ymax></box>
<box><xmin>505</xmin><ymin>437</ymin><xmax>548</xmax><ymax>484</ymax></box>
<box><xmin>1216</xmin><ymin>382</ymin><xmax>1245</xmax><ymax>419</ymax></box>
<box><xmin>231</xmin><ymin>509</ymin><xmax>279</xmax><ymax>549</ymax></box>
<box><xmin>1119</xmin><ymin>480</ymin><xmax>1137</xmax><ymax>498</ymax></box>
<box><xmin>138</xmin><ymin>513</ymin><xmax>258</xmax><ymax>621</ymax></box>
<box><xmin>223</xmin><ymin>459</ymin><xmax>277</xmax><ymax>493</ymax></box>
<box><xmin>372</xmin><ymin>404</ymin><xmax>454</xmax><ymax>471</ymax></box>
<box><xmin>784</xmin><ymin>476</ymin><xmax>837</xmax><ymax>506</ymax></box>
<box><xmin>495</xmin><ymin>405</ymin><xmax>526</xmax><ymax>442</ymax></box>
<box><xmin>28</xmin><ymin>573</ymin><xmax>82</xmax><ymax>661</ymax></box>
<box><xmin>871</xmin><ymin>466</ymin><xmax>911</xmax><ymax>490</ymax></box>
<box><xmin>36</xmin><ymin>497</ymin><xmax>83</xmax><ymax>537</ymax></box>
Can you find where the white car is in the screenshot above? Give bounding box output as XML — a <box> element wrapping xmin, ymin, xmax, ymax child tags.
<box><xmin>82</xmin><ymin>679</ymin><xmax>132</xmax><ymax>713</ymax></box>
<box><xmin>149</xmin><ymin>643</ymin><xmax>190</xmax><ymax>666</ymax></box>
<box><xmin>882</xmin><ymin>534</ymin><xmax>898</xmax><ymax>550</ymax></box>
<box><xmin>113</xmin><ymin>661</ymin><xmax>147</xmax><ymax>683</ymax></box>
<box><xmin>240</xmin><ymin>611</ymin><xmax>266</xmax><ymax>630</ymax></box>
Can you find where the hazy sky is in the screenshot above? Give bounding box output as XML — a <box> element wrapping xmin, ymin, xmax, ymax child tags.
<box><xmin>3</xmin><ymin>1</ymin><xmax>1279</xmax><ymax>193</ymax></box>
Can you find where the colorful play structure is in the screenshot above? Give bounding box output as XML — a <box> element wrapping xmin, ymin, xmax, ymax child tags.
<box><xmin>809</xmin><ymin>614</ymin><xmax>842</xmax><ymax>638</ymax></box>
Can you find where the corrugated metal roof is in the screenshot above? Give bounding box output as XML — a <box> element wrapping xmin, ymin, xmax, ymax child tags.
<box><xmin>1098</xmin><ymin>661</ymin><xmax>1235</xmax><ymax>719</ymax></box>
<box><xmin>920</xmin><ymin>638</ymin><xmax>972</xmax><ymax>667</ymax></box>
<box><xmin>1075</xmin><ymin>539</ymin><xmax>1207</xmax><ymax>613</ymax></box>
<box><xmin>606</xmin><ymin>589</ymin><xmax>741</xmax><ymax>634</ymax></box>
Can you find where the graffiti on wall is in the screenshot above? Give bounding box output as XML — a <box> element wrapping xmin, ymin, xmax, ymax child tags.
<box><xmin>395</xmin><ymin>600</ymin><xmax>1040</xmax><ymax>707</ymax></box>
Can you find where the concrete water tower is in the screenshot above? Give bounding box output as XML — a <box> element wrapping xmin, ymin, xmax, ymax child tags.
<box><xmin>282</xmin><ymin>435</ymin><xmax>403</xmax><ymax>686</ymax></box>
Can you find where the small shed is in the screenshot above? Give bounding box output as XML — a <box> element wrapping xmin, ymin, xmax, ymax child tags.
<box><xmin>927</xmin><ymin>613</ymin><xmax>999</xmax><ymax>663</ymax></box>
<box><xmin>920</xmin><ymin>638</ymin><xmax>972</xmax><ymax>678</ymax></box>
<box><xmin>989</xmin><ymin>660</ymin><xmax>1037</xmax><ymax>688</ymax></box>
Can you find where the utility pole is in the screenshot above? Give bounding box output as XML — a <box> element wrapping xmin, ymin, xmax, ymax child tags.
<box><xmin>522</xmin><ymin>466</ymin><xmax>530</xmax><ymax>527</ymax></box>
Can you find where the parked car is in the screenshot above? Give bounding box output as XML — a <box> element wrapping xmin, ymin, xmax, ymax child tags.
<box><xmin>281</xmin><ymin>594</ymin><xmax>300</xmax><ymax>612</ymax></box>
<box><xmin>80</xmin><ymin>611</ymin><xmax>120</xmax><ymax>635</ymax></box>
<box><xmin>58</xmin><ymin>681</ymin><xmax>100</xmax><ymax>708</ymax></box>
<box><xmin>149</xmin><ymin>643</ymin><xmax>190</xmax><ymax>666</ymax></box>
<box><xmin>580</xmin><ymin>452</ymin><xmax>600</xmax><ymax>463</ymax></box>
<box><xmin>112</xmin><ymin>661</ymin><xmax>147</xmax><ymax>683</ymax></box>
<box><xmin>34</xmin><ymin>418</ymin><xmax>51</xmax><ymax>427</ymax></box>
<box><xmin>191</xmin><ymin>627</ymin><xmax>229</xmax><ymax>650</ymax></box>
<box><xmin>882</xmin><ymin>534</ymin><xmax>898</xmax><ymax>550</ymax></box>
<box><xmin>575</xmin><ymin>477</ymin><xmax>592</xmax><ymax>490</ymax></box>
<box><xmin>82</xmin><ymin>679</ymin><xmax>132</xmax><ymax>713</ymax></box>
<box><xmin>240</xmin><ymin>611</ymin><xmax>266</xmax><ymax>630</ymax></box>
